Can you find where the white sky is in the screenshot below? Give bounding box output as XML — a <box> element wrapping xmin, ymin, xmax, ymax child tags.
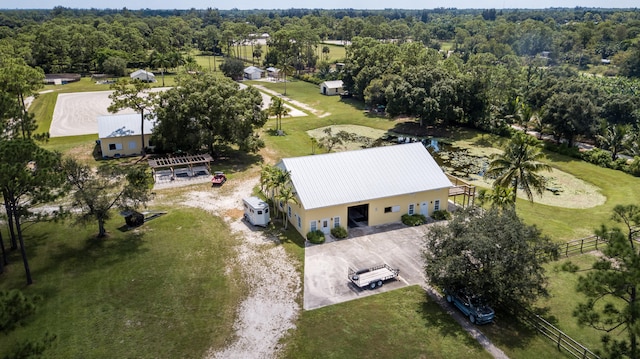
<box><xmin>3</xmin><ymin>0</ymin><xmax>639</xmax><ymax>10</ymax></box>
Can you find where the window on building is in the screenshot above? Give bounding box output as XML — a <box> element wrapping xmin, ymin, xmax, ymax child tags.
<box><xmin>408</xmin><ymin>204</ymin><xmax>415</xmax><ymax>215</ymax></box>
<box><xmin>128</xmin><ymin>141</ymin><xmax>137</xmax><ymax>149</ymax></box>
<box><xmin>288</xmin><ymin>205</ymin><xmax>291</xmax><ymax>218</ymax></box>
<box><xmin>434</xmin><ymin>200</ymin><xmax>441</xmax><ymax>211</ymax></box>
<box><xmin>310</xmin><ymin>221</ymin><xmax>317</xmax><ymax>231</ymax></box>
<box><xmin>392</xmin><ymin>205</ymin><xmax>400</xmax><ymax>212</ymax></box>
<box><xmin>298</xmin><ymin>216</ymin><xmax>301</xmax><ymax>228</ymax></box>
<box><xmin>108</xmin><ymin>143</ymin><xmax>123</xmax><ymax>151</ymax></box>
<box><xmin>384</xmin><ymin>207</ymin><xmax>392</xmax><ymax>213</ymax></box>
<box><xmin>334</xmin><ymin>217</ymin><xmax>340</xmax><ymax>228</ymax></box>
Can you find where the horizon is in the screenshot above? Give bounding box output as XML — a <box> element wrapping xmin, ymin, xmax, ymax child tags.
<box><xmin>3</xmin><ymin>0</ymin><xmax>639</xmax><ymax>11</ymax></box>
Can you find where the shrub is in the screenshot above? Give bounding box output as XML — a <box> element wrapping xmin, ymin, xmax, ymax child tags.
<box><xmin>330</xmin><ymin>226</ymin><xmax>348</xmax><ymax>239</ymax></box>
<box><xmin>582</xmin><ymin>148</ymin><xmax>613</xmax><ymax>168</ymax></box>
<box><xmin>544</xmin><ymin>142</ymin><xmax>581</xmax><ymax>158</ymax></box>
<box><xmin>432</xmin><ymin>210</ymin><xmax>452</xmax><ymax>221</ymax></box>
<box><xmin>296</xmin><ymin>73</ymin><xmax>323</xmax><ymax>85</ymax></box>
<box><xmin>627</xmin><ymin>156</ymin><xmax>640</xmax><ymax>177</ymax></box>
<box><xmin>306</xmin><ymin>230</ymin><xmax>325</xmax><ymax>244</ymax></box>
<box><xmin>559</xmin><ymin>261</ymin><xmax>579</xmax><ymax>273</ymax></box>
<box><xmin>0</xmin><ymin>289</ymin><xmax>40</xmax><ymax>333</ymax></box>
<box><xmin>401</xmin><ymin>213</ymin><xmax>427</xmax><ymax>226</ymax></box>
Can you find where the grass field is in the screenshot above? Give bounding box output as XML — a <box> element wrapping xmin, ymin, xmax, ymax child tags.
<box><xmin>281</xmin><ymin>286</ymin><xmax>492</xmax><ymax>359</ymax></box>
<box><xmin>0</xmin><ymin>208</ymin><xmax>243</xmax><ymax>358</ymax></box>
<box><xmin>12</xmin><ymin>70</ymin><xmax>639</xmax><ymax>358</ymax></box>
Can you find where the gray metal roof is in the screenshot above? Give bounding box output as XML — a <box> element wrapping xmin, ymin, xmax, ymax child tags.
<box><xmin>278</xmin><ymin>142</ymin><xmax>452</xmax><ymax>210</ymax></box>
<box><xmin>97</xmin><ymin>114</ymin><xmax>156</xmax><ymax>139</ymax></box>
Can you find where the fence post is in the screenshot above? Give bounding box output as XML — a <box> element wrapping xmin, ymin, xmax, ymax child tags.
<box><xmin>580</xmin><ymin>239</ymin><xmax>584</xmax><ymax>253</ymax></box>
<box><xmin>566</xmin><ymin>243</ymin><xmax>569</xmax><ymax>256</ymax></box>
<box><xmin>557</xmin><ymin>332</ymin><xmax>563</xmax><ymax>350</ymax></box>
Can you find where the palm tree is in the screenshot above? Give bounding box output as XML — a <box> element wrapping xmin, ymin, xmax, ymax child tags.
<box><xmin>597</xmin><ymin>124</ymin><xmax>631</xmax><ymax>161</ymax></box>
<box><xmin>486</xmin><ymin>132</ymin><xmax>551</xmax><ymax>205</ymax></box>
<box><xmin>259</xmin><ymin>165</ymin><xmax>291</xmax><ymax>218</ymax></box>
<box><xmin>280</xmin><ymin>61</ymin><xmax>295</xmax><ymax>96</ymax></box>
<box><xmin>268</xmin><ymin>96</ymin><xmax>290</xmax><ymax>135</ymax></box>
<box><xmin>322</xmin><ymin>45</ymin><xmax>330</xmax><ymax>61</ymax></box>
<box><xmin>276</xmin><ymin>186</ymin><xmax>299</xmax><ymax>229</ymax></box>
<box><xmin>151</xmin><ymin>51</ymin><xmax>170</xmax><ymax>86</ymax></box>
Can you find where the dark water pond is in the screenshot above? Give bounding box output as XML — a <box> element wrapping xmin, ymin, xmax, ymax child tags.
<box><xmin>382</xmin><ymin>135</ymin><xmax>488</xmax><ymax>180</ymax></box>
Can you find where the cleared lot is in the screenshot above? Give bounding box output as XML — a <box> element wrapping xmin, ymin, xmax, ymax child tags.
<box><xmin>303</xmin><ymin>222</ymin><xmax>429</xmax><ymax>310</ymax></box>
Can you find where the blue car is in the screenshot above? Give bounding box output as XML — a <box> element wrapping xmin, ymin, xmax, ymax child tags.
<box><xmin>445</xmin><ymin>289</ymin><xmax>495</xmax><ymax>325</ymax></box>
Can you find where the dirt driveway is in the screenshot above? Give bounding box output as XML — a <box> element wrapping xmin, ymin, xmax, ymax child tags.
<box><xmin>304</xmin><ymin>223</ymin><xmax>429</xmax><ymax>310</ymax></box>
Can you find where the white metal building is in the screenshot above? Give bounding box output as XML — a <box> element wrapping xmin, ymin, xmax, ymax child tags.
<box><xmin>130</xmin><ymin>69</ymin><xmax>156</xmax><ymax>83</ymax></box>
<box><xmin>97</xmin><ymin>114</ymin><xmax>156</xmax><ymax>157</ymax></box>
<box><xmin>276</xmin><ymin>143</ymin><xmax>452</xmax><ymax>237</ymax></box>
<box><xmin>319</xmin><ymin>80</ymin><xmax>344</xmax><ymax>95</ymax></box>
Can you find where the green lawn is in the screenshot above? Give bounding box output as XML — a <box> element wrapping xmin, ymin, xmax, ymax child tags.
<box><xmin>281</xmin><ymin>286</ymin><xmax>492</xmax><ymax>359</ymax></box>
<box><xmin>14</xmin><ymin>73</ymin><xmax>639</xmax><ymax>358</ymax></box>
<box><xmin>0</xmin><ymin>208</ymin><xmax>244</xmax><ymax>358</ymax></box>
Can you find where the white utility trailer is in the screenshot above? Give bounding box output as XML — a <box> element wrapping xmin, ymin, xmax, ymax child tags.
<box><xmin>243</xmin><ymin>197</ymin><xmax>270</xmax><ymax>227</ymax></box>
<box><xmin>348</xmin><ymin>264</ymin><xmax>400</xmax><ymax>289</ymax></box>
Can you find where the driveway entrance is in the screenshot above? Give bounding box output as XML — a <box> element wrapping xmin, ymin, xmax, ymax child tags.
<box><xmin>303</xmin><ymin>222</ymin><xmax>429</xmax><ymax>310</ymax></box>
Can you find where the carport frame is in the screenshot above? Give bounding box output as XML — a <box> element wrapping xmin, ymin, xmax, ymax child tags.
<box><xmin>147</xmin><ymin>154</ymin><xmax>213</xmax><ymax>182</ymax></box>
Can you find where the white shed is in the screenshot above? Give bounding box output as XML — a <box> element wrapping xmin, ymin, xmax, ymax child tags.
<box><xmin>130</xmin><ymin>69</ymin><xmax>156</xmax><ymax>83</ymax></box>
<box><xmin>320</xmin><ymin>80</ymin><xmax>344</xmax><ymax>96</ymax></box>
<box><xmin>243</xmin><ymin>197</ymin><xmax>270</xmax><ymax>227</ymax></box>
<box><xmin>243</xmin><ymin>66</ymin><xmax>264</xmax><ymax>80</ymax></box>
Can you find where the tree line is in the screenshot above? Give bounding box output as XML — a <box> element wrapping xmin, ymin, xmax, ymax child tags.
<box><xmin>0</xmin><ymin>8</ymin><xmax>639</xmax><ymax>75</ymax></box>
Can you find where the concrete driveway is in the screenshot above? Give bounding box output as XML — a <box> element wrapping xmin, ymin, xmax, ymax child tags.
<box><xmin>303</xmin><ymin>222</ymin><xmax>430</xmax><ymax>310</ymax></box>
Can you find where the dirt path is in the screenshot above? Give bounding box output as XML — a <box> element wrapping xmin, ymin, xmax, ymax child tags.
<box><xmin>252</xmin><ymin>84</ymin><xmax>330</xmax><ymax>117</ymax></box>
<box><xmin>166</xmin><ymin>178</ymin><xmax>300</xmax><ymax>359</ymax></box>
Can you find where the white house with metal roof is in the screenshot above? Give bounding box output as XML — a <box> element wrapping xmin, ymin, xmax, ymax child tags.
<box><xmin>130</xmin><ymin>69</ymin><xmax>156</xmax><ymax>83</ymax></box>
<box><xmin>276</xmin><ymin>142</ymin><xmax>452</xmax><ymax>237</ymax></box>
<box><xmin>319</xmin><ymin>80</ymin><xmax>344</xmax><ymax>95</ymax></box>
<box><xmin>243</xmin><ymin>66</ymin><xmax>264</xmax><ymax>80</ymax></box>
<box><xmin>97</xmin><ymin>114</ymin><xmax>156</xmax><ymax>158</ymax></box>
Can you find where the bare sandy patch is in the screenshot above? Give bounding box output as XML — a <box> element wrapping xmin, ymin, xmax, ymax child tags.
<box><xmin>156</xmin><ymin>177</ymin><xmax>300</xmax><ymax>359</ymax></box>
<box><xmin>462</xmin><ymin>167</ymin><xmax>605</xmax><ymax>208</ymax></box>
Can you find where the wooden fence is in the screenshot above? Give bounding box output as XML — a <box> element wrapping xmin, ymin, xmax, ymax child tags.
<box><xmin>560</xmin><ymin>234</ymin><xmax>606</xmax><ymax>257</ymax></box>
<box><xmin>518</xmin><ymin>309</ymin><xmax>600</xmax><ymax>359</ymax></box>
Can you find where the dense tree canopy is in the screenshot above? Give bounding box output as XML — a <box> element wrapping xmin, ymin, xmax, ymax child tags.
<box><xmin>152</xmin><ymin>73</ymin><xmax>267</xmax><ymax>154</ymax></box>
<box><xmin>423</xmin><ymin>207</ymin><xmax>558</xmax><ymax>310</ymax></box>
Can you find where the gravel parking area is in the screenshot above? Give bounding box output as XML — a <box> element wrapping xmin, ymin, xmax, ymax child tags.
<box><xmin>303</xmin><ymin>223</ymin><xmax>429</xmax><ymax>310</ymax></box>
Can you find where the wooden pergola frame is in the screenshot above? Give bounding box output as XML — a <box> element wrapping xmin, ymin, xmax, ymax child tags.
<box><xmin>147</xmin><ymin>154</ymin><xmax>213</xmax><ymax>182</ymax></box>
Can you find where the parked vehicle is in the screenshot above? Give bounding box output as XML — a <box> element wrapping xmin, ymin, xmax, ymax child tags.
<box><xmin>445</xmin><ymin>289</ymin><xmax>495</xmax><ymax>325</ymax></box>
<box><xmin>348</xmin><ymin>264</ymin><xmax>400</xmax><ymax>289</ymax></box>
<box><xmin>211</xmin><ymin>171</ymin><xmax>227</xmax><ymax>186</ymax></box>
<box><xmin>243</xmin><ymin>197</ymin><xmax>270</xmax><ymax>227</ymax></box>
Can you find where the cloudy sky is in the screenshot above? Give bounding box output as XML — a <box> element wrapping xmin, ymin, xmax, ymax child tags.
<box><xmin>4</xmin><ymin>0</ymin><xmax>639</xmax><ymax>10</ymax></box>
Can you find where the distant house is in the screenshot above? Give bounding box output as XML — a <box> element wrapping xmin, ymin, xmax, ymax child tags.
<box><xmin>320</xmin><ymin>80</ymin><xmax>344</xmax><ymax>96</ymax></box>
<box><xmin>266</xmin><ymin>67</ymin><xmax>280</xmax><ymax>81</ymax></box>
<box><xmin>130</xmin><ymin>69</ymin><xmax>156</xmax><ymax>83</ymax></box>
<box><xmin>601</xmin><ymin>59</ymin><xmax>611</xmax><ymax>65</ymax></box>
<box><xmin>243</xmin><ymin>66</ymin><xmax>264</xmax><ymax>80</ymax></box>
<box><xmin>97</xmin><ymin>114</ymin><xmax>156</xmax><ymax>157</ymax></box>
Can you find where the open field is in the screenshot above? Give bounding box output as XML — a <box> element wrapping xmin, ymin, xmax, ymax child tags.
<box><xmin>0</xmin><ymin>208</ymin><xmax>243</xmax><ymax>358</ymax></box>
<box><xmin>14</xmin><ymin>74</ymin><xmax>640</xmax><ymax>358</ymax></box>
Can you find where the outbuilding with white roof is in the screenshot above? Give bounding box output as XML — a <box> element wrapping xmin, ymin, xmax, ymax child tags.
<box><xmin>276</xmin><ymin>142</ymin><xmax>452</xmax><ymax>237</ymax></box>
<box><xmin>319</xmin><ymin>80</ymin><xmax>344</xmax><ymax>95</ymax></box>
<box><xmin>97</xmin><ymin>113</ymin><xmax>156</xmax><ymax>158</ymax></box>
